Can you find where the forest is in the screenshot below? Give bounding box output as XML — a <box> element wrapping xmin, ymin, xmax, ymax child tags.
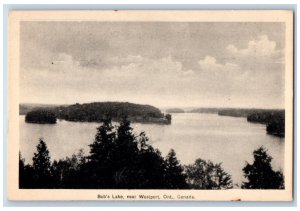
<box><xmin>21</xmin><ymin>102</ymin><xmax>172</xmax><ymax>124</ymax></box>
<box><xmin>247</xmin><ymin>111</ymin><xmax>285</xmax><ymax>137</ymax></box>
<box><xmin>25</xmin><ymin>110</ymin><xmax>57</xmax><ymax>124</ymax></box>
<box><xmin>19</xmin><ymin>117</ymin><xmax>284</xmax><ymax>189</ymax></box>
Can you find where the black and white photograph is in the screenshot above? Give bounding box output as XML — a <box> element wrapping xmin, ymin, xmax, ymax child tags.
<box><xmin>7</xmin><ymin>10</ymin><xmax>294</xmax><ymax>201</ymax></box>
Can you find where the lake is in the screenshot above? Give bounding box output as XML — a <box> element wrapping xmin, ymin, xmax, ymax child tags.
<box><xmin>19</xmin><ymin>113</ymin><xmax>284</xmax><ymax>186</ymax></box>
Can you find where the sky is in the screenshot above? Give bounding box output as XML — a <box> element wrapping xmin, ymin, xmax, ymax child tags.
<box><xmin>20</xmin><ymin>22</ymin><xmax>285</xmax><ymax>109</ymax></box>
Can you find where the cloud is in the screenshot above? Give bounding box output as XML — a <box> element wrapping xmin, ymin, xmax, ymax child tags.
<box><xmin>198</xmin><ymin>56</ymin><xmax>239</xmax><ymax>73</ymax></box>
<box><xmin>226</xmin><ymin>35</ymin><xmax>281</xmax><ymax>58</ymax></box>
<box><xmin>224</xmin><ymin>35</ymin><xmax>284</xmax><ymax>78</ymax></box>
<box><xmin>21</xmin><ymin>54</ymin><xmax>195</xmax><ymax>103</ymax></box>
<box><xmin>102</xmin><ymin>55</ymin><xmax>194</xmax><ymax>80</ymax></box>
<box><xmin>198</xmin><ymin>56</ymin><xmax>222</xmax><ymax>70</ymax></box>
<box><xmin>52</xmin><ymin>53</ymin><xmax>80</xmax><ymax>66</ymax></box>
<box><xmin>20</xmin><ymin>22</ymin><xmax>285</xmax><ymax>108</ymax></box>
<box><xmin>110</xmin><ymin>55</ymin><xmax>145</xmax><ymax>64</ymax></box>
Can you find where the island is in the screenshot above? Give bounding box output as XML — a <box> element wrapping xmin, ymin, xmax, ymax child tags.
<box><xmin>21</xmin><ymin>102</ymin><xmax>172</xmax><ymax>125</ymax></box>
<box><xmin>25</xmin><ymin>110</ymin><xmax>57</xmax><ymax>124</ymax></box>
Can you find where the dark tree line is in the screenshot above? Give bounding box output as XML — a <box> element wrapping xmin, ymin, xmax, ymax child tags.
<box><xmin>19</xmin><ymin>118</ymin><xmax>284</xmax><ymax>189</ymax></box>
<box><xmin>247</xmin><ymin>111</ymin><xmax>285</xmax><ymax>137</ymax></box>
<box><xmin>25</xmin><ymin>110</ymin><xmax>57</xmax><ymax>124</ymax></box>
<box><xmin>20</xmin><ymin>118</ymin><xmax>184</xmax><ymax>189</ymax></box>
<box><xmin>22</xmin><ymin>102</ymin><xmax>172</xmax><ymax>124</ymax></box>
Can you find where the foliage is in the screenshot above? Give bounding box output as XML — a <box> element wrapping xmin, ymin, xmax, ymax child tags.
<box><xmin>25</xmin><ymin>110</ymin><xmax>57</xmax><ymax>124</ymax></box>
<box><xmin>21</xmin><ymin>102</ymin><xmax>172</xmax><ymax>124</ymax></box>
<box><xmin>165</xmin><ymin>114</ymin><xmax>172</xmax><ymax>124</ymax></box>
<box><xmin>65</xmin><ymin>102</ymin><xmax>168</xmax><ymax>124</ymax></box>
<box><xmin>242</xmin><ymin>146</ymin><xmax>284</xmax><ymax>189</ymax></box>
<box><xmin>51</xmin><ymin>149</ymin><xmax>86</xmax><ymax>188</ymax></box>
<box><xmin>20</xmin><ymin>139</ymin><xmax>56</xmax><ymax>188</ymax></box>
<box><xmin>19</xmin><ymin>117</ymin><xmax>181</xmax><ymax>189</ymax></box>
<box><xmin>19</xmin><ymin>152</ymin><xmax>26</xmax><ymax>188</ymax></box>
<box><xmin>266</xmin><ymin>116</ymin><xmax>285</xmax><ymax>137</ymax></box>
<box><xmin>19</xmin><ymin>117</ymin><xmax>284</xmax><ymax>190</ymax></box>
<box><xmin>164</xmin><ymin>149</ymin><xmax>187</xmax><ymax>189</ymax></box>
<box><xmin>185</xmin><ymin>159</ymin><xmax>233</xmax><ymax>189</ymax></box>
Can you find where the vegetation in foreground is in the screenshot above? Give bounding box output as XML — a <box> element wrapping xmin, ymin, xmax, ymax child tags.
<box><xmin>242</xmin><ymin>146</ymin><xmax>284</xmax><ymax>189</ymax></box>
<box><xmin>19</xmin><ymin>118</ymin><xmax>284</xmax><ymax>189</ymax></box>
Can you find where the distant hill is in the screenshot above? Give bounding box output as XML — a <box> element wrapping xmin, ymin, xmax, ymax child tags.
<box><xmin>165</xmin><ymin>108</ymin><xmax>185</xmax><ymax>113</ymax></box>
<box><xmin>188</xmin><ymin>108</ymin><xmax>220</xmax><ymax>114</ymax></box>
<box><xmin>20</xmin><ymin>102</ymin><xmax>171</xmax><ymax>124</ymax></box>
<box><xmin>19</xmin><ymin>103</ymin><xmax>63</xmax><ymax>115</ymax></box>
<box><xmin>218</xmin><ymin>108</ymin><xmax>282</xmax><ymax>117</ymax></box>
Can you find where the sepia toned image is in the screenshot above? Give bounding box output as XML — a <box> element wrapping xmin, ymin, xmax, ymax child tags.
<box><xmin>8</xmin><ymin>10</ymin><xmax>293</xmax><ymax>201</ymax></box>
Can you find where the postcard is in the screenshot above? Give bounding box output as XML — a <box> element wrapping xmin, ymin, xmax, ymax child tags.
<box><xmin>7</xmin><ymin>10</ymin><xmax>293</xmax><ymax>201</ymax></box>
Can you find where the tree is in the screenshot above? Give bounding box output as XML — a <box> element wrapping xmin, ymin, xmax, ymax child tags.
<box><xmin>112</xmin><ymin>117</ymin><xmax>139</xmax><ymax>188</ymax></box>
<box><xmin>185</xmin><ymin>158</ymin><xmax>233</xmax><ymax>189</ymax></box>
<box><xmin>25</xmin><ymin>110</ymin><xmax>57</xmax><ymax>124</ymax></box>
<box><xmin>242</xmin><ymin>146</ymin><xmax>284</xmax><ymax>189</ymax></box>
<box><xmin>19</xmin><ymin>152</ymin><xmax>25</xmax><ymax>188</ymax></box>
<box><xmin>85</xmin><ymin>117</ymin><xmax>170</xmax><ymax>189</ymax></box>
<box><xmin>114</xmin><ymin>117</ymin><xmax>138</xmax><ymax>165</ymax></box>
<box><xmin>51</xmin><ymin>149</ymin><xmax>86</xmax><ymax>188</ymax></box>
<box><xmin>32</xmin><ymin>138</ymin><xmax>52</xmax><ymax>187</ymax></box>
<box><xmin>87</xmin><ymin>117</ymin><xmax>116</xmax><ymax>188</ymax></box>
<box><xmin>89</xmin><ymin>118</ymin><xmax>115</xmax><ymax>163</ymax></box>
<box><xmin>165</xmin><ymin>114</ymin><xmax>172</xmax><ymax>124</ymax></box>
<box><xmin>20</xmin><ymin>116</ymin><xmax>192</xmax><ymax>189</ymax></box>
<box><xmin>133</xmin><ymin>147</ymin><xmax>167</xmax><ymax>189</ymax></box>
<box><xmin>164</xmin><ymin>149</ymin><xmax>187</xmax><ymax>189</ymax></box>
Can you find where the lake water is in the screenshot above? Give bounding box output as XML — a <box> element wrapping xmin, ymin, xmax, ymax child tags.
<box><xmin>19</xmin><ymin>113</ymin><xmax>284</xmax><ymax>186</ymax></box>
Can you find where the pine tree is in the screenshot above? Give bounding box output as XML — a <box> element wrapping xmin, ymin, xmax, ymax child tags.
<box><xmin>87</xmin><ymin>117</ymin><xmax>116</xmax><ymax>187</ymax></box>
<box><xmin>242</xmin><ymin>146</ymin><xmax>284</xmax><ymax>189</ymax></box>
<box><xmin>112</xmin><ymin>117</ymin><xmax>140</xmax><ymax>188</ymax></box>
<box><xmin>164</xmin><ymin>149</ymin><xmax>187</xmax><ymax>189</ymax></box>
<box><xmin>89</xmin><ymin>118</ymin><xmax>115</xmax><ymax>163</ymax></box>
<box><xmin>115</xmin><ymin>117</ymin><xmax>138</xmax><ymax>165</ymax></box>
<box><xmin>32</xmin><ymin>138</ymin><xmax>52</xmax><ymax>187</ymax></box>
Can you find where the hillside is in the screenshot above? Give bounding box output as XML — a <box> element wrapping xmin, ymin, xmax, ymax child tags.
<box><xmin>19</xmin><ymin>103</ymin><xmax>62</xmax><ymax>115</ymax></box>
<box><xmin>247</xmin><ymin>111</ymin><xmax>285</xmax><ymax>137</ymax></box>
<box><xmin>20</xmin><ymin>102</ymin><xmax>171</xmax><ymax>124</ymax></box>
